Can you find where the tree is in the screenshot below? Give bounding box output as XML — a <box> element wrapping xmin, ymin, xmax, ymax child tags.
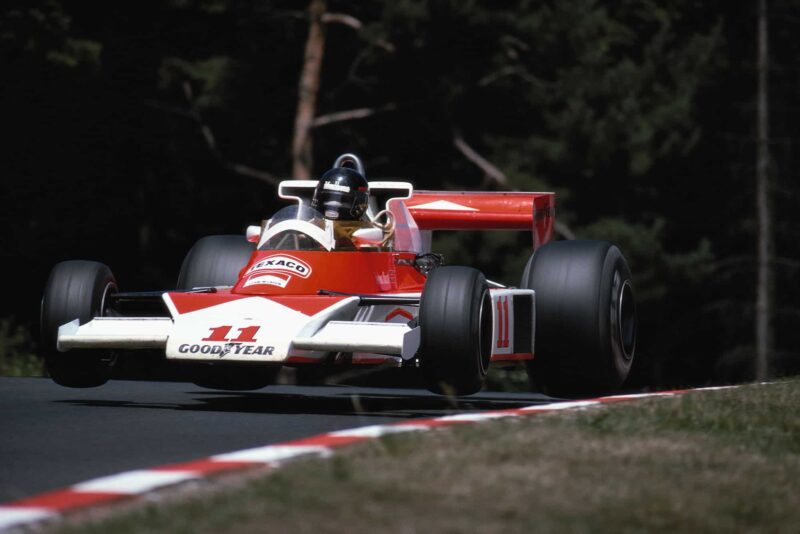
<box><xmin>5</xmin><ymin>0</ymin><xmax>796</xmax><ymax>389</ymax></box>
<box><xmin>292</xmin><ymin>0</ymin><xmax>326</xmax><ymax>179</ymax></box>
<box><xmin>291</xmin><ymin>0</ymin><xmax>397</xmax><ymax>178</ymax></box>
<box><xmin>755</xmin><ymin>0</ymin><xmax>772</xmax><ymax>380</ymax></box>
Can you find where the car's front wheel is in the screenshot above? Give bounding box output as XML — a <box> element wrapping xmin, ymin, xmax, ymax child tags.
<box><xmin>41</xmin><ymin>260</ymin><xmax>117</xmax><ymax>387</ymax></box>
<box><xmin>418</xmin><ymin>266</ymin><xmax>493</xmax><ymax>395</ymax></box>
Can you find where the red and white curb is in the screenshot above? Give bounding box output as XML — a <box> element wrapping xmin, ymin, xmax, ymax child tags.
<box><xmin>0</xmin><ymin>386</ymin><xmax>732</xmax><ymax>531</ymax></box>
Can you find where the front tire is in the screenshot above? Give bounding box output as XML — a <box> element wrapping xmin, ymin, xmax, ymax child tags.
<box><xmin>522</xmin><ymin>240</ymin><xmax>636</xmax><ymax>397</ymax></box>
<box><xmin>41</xmin><ymin>261</ymin><xmax>117</xmax><ymax>387</ymax></box>
<box><xmin>419</xmin><ymin>266</ymin><xmax>493</xmax><ymax>395</ymax></box>
<box><xmin>177</xmin><ymin>235</ymin><xmax>255</xmax><ymax>289</ymax></box>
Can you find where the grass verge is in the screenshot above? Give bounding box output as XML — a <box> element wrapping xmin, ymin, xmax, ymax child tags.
<box><xmin>51</xmin><ymin>380</ymin><xmax>800</xmax><ymax>533</ymax></box>
<box><xmin>0</xmin><ymin>317</ymin><xmax>42</xmax><ymax>377</ymax></box>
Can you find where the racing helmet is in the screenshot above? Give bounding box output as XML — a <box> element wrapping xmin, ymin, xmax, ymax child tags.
<box><xmin>311</xmin><ymin>166</ymin><xmax>369</xmax><ymax>221</ymax></box>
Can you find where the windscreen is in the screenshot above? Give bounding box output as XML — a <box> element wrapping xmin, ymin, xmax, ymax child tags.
<box><xmin>259</xmin><ymin>205</ymin><xmax>329</xmax><ymax>251</ymax></box>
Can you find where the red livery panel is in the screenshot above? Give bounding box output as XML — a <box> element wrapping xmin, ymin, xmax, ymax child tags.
<box><xmin>167</xmin><ymin>291</ymin><xmax>352</xmax><ymax>317</ymax></box>
<box><xmin>233</xmin><ymin>251</ymin><xmax>426</xmax><ymax>296</ymax></box>
<box><xmin>404</xmin><ymin>191</ymin><xmax>555</xmax><ymax>249</ymax></box>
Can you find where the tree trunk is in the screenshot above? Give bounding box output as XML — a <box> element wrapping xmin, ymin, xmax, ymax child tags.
<box><xmin>292</xmin><ymin>0</ymin><xmax>326</xmax><ymax>179</ymax></box>
<box><xmin>755</xmin><ymin>0</ymin><xmax>772</xmax><ymax>380</ymax></box>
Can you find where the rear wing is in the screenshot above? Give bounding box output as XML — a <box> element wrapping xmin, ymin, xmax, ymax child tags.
<box><xmin>276</xmin><ymin>179</ymin><xmax>555</xmax><ymax>250</ymax></box>
<box><xmin>402</xmin><ymin>191</ymin><xmax>555</xmax><ymax>249</ymax></box>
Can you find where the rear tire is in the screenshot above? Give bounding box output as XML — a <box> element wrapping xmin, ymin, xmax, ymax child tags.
<box><xmin>41</xmin><ymin>261</ymin><xmax>117</xmax><ymax>388</ymax></box>
<box><xmin>522</xmin><ymin>240</ymin><xmax>636</xmax><ymax>397</ymax></box>
<box><xmin>419</xmin><ymin>266</ymin><xmax>492</xmax><ymax>395</ymax></box>
<box><xmin>177</xmin><ymin>235</ymin><xmax>255</xmax><ymax>289</ymax></box>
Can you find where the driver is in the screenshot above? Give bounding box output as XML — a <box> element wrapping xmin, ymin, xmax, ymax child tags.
<box><xmin>310</xmin><ymin>166</ymin><xmax>380</xmax><ymax>250</ymax></box>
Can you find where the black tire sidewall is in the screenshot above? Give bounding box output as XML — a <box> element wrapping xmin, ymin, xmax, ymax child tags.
<box><xmin>599</xmin><ymin>248</ymin><xmax>636</xmax><ymax>383</ymax></box>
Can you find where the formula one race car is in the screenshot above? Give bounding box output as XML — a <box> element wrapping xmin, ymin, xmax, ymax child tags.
<box><xmin>41</xmin><ymin>154</ymin><xmax>636</xmax><ymax>396</ymax></box>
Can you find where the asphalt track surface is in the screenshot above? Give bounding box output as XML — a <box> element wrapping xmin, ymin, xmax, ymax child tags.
<box><xmin>0</xmin><ymin>377</ymin><xmax>559</xmax><ymax>503</ymax></box>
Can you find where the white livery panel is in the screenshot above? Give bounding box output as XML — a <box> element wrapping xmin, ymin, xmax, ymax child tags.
<box><xmin>55</xmin><ymin>288</ymin><xmax>534</xmax><ymax>364</ymax></box>
<box><xmin>489</xmin><ymin>289</ymin><xmax>536</xmax><ymax>362</ymax></box>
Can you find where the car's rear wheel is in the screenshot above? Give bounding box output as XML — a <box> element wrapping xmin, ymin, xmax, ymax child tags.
<box><xmin>419</xmin><ymin>266</ymin><xmax>493</xmax><ymax>395</ymax></box>
<box><xmin>41</xmin><ymin>260</ymin><xmax>117</xmax><ymax>388</ymax></box>
<box><xmin>177</xmin><ymin>235</ymin><xmax>255</xmax><ymax>289</ymax></box>
<box><xmin>521</xmin><ymin>240</ymin><xmax>636</xmax><ymax>397</ymax></box>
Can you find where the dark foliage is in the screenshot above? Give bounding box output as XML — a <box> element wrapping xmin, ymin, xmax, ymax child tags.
<box><xmin>1</xmin><ymin>0</ymin><xmax>798</xmax><ymax>386</ymax></box>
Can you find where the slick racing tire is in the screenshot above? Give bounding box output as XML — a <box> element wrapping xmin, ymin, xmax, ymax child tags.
<box><xmin>191</xmin><ymin>364</ymin><xmax>280</xmax><ymax>391</ymax></box>
<box><xmin>41</xmin><ymin>260</ymin><xmax>117</xmax><ymax>388</ymax></box>
<box><xmin>419</xmin><ymin>266</ymin><xmax>493</xmax><ymax>395</ymax></box>
<box><xmin>176</xmin><ymin>235</ymin><xmax>255</xmax><ymax>289</ymax></box>
<box><xmin>521</xmin><ymin>240</ymin><xmax>636</xmax><ymax>397</ymax></box>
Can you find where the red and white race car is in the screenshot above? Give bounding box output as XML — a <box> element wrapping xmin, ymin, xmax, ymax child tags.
<box><xmin>41</xmin><ymin>154</ymin><xmax>636</xmax><ymax>396</ymax></box>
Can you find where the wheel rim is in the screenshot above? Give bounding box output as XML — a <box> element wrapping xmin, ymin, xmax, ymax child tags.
<box><xmin>477</xmin><ymin>290</ymin><xmax>492</xmax><ymax>375</ymax></box>
<box><xmin>98</xmin><ymin>281</ymin><xmax>119</xmax><ymax>364</ymax></box>
<box><xmin>99</xmin><ymin>282</ymin><xmax>117</xmax><ymax>318</ymax></box>
<box><xmin>618</xmin><ymin>280</ymin><xmax>636</xmax><ymax>360</ymax></box>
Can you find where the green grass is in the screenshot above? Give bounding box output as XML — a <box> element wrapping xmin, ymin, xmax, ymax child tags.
<box><xmin>50</xmin><ymin>380</ymin><xmax>800</xmax><ymax>533</ymax></box>
<box><xmin>0</xmin><ymin>317</ymin><xmax>42</xmax><ymax>377</ymax></box>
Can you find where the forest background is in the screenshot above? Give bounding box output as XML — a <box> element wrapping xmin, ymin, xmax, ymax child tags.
<box><xmin>1</xmin><ymin>0</ymin><xmax>798</xmax><ymax>389</ymax></box>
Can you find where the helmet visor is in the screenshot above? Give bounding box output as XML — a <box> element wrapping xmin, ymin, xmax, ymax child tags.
<box><xmin>319</xmin><ymin>190</ymin><xmax>354</xmax><ymax>220</ymax></box>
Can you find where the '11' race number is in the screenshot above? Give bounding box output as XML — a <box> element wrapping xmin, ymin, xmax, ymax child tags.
<box><xmin>202</xmin><ymin>325</ymin><xmax>261</xmax><ymax>343</ymax></box>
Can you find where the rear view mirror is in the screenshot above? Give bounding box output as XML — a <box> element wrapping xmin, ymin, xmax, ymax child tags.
<box><xmin>351</xmin><ymin>227</ymin><xmax>384</xmax><ymax>249</ymax></box>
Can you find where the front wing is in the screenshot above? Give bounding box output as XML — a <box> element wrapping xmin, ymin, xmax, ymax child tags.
<box><xmin>57</xmin><ymin>289</ymin><xmax>535</xmax><ymax>366</ymax></box>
